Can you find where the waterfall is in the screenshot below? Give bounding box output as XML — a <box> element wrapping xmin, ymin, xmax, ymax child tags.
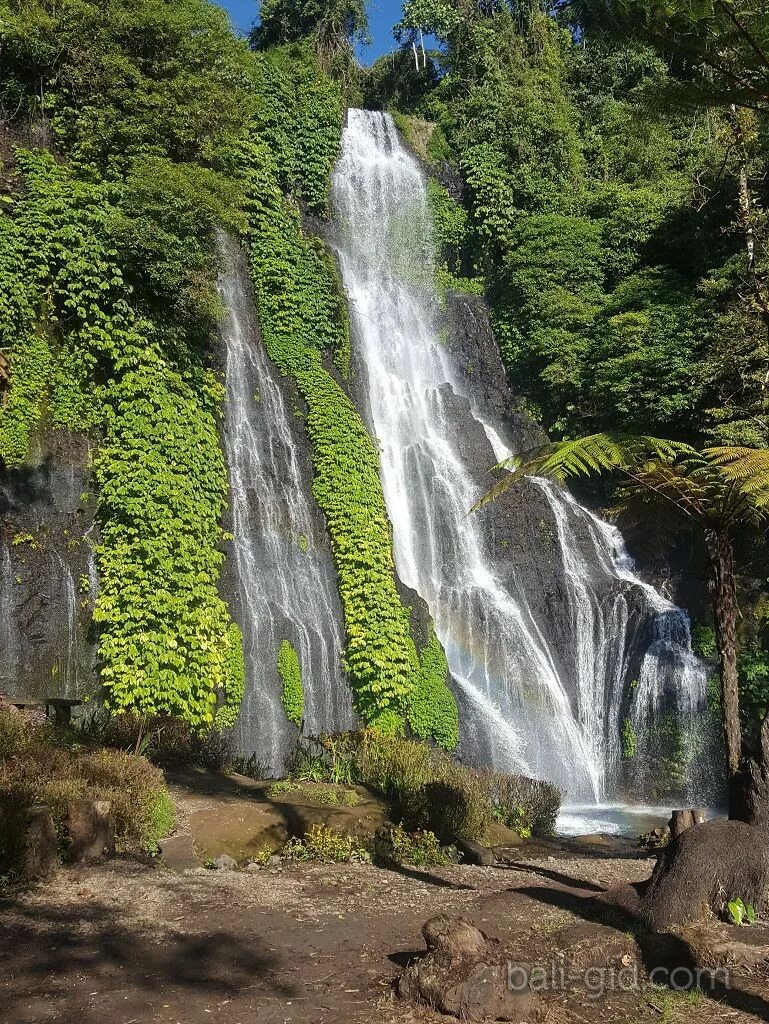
<box><xmin>0</xmin><ymin>545</ymin><xmax>19</xmax><ymax>689</ymax></box>
<box><xmin>55</xmin><ymin>553</ymin><xmax>78</xmax><ymax>693</ymax></box>
<box><xmin>331</xmin><ymin>110</ymin><xmax>711</xmax><ymax>801</ymax></box>
<box><xmin>218</xmin><ymin>236</ymin><xmax>354</xmax><ymax>773</ymax></box>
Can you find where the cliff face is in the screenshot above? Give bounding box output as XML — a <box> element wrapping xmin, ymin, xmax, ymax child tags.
<box><xmin>0</xmin><ymin>430</ymin><xmax>96</xmax><ymax>701</ymax></box>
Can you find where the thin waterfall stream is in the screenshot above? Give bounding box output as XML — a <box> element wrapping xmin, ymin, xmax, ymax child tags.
<box><xmin>219</xmin><ymin>236</ymin><xmax>354</xmax><ymax>772</ymax></box>
<box><xmin>330</xmin><ymin>110</ymin><xmax>712</xmax><ymax>804</ymax></box>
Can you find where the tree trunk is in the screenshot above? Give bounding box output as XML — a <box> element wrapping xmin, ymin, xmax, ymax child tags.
<box><xmin>707</xmin><ymin>530</ymin><xmax>742</xmax><ymax>811</ymax></box>
<box><xmin>730</xmin><ymin>107</ymin><xmax>769</xmax><ymax>384</ymax></box>
<box><xmin>740</xmin><ymin>710</ymin><xmax>769</xmax><ymax>832</ymax></box>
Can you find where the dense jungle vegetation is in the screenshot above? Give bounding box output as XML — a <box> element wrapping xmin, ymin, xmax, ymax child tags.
<box><xmin>1</xmin><ymin>0</ymin><xmax>769</xmax><ymax>773</ymax></box>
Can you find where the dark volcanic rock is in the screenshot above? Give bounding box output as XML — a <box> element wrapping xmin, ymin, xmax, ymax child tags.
<box><xmin>444</xmin><ymin>292</ymin><xmax>544</xmax><ymax>455</ymax></box>
<box><xmin>456</xmin><ymin>838</ymin><xmax>495</xmax><ymax>867</ymax></box>
<box><xmin>0</xmin><ymin>430</ymin><xmax>97</xmax><ymax>701</ymax></box>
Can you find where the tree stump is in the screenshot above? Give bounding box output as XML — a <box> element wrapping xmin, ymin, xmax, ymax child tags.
<box><xmin>66</xmin><ymin>799</ymin><xmax>115</xmax><ymax>863</ymax></box>
<box><xmin>22</xmin><ymin>805</ymin><xmax>58</xmax><ymax>880</ymax></box>
<box><xmin>669</xmin><ymin>809</ymin><xmax>696</xmax><ymax>840</ymax></box>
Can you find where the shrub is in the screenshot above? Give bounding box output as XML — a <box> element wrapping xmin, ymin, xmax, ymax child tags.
<box><xmin>0</xmin><ymin>710</ymin><xmax>176</xmax><ymax>869</ymax></box>
<box><xmin>422</xmin><ymin>776</ymin><xmax>493</xmax><ymax>843</ymax></box>
<box><xmin>283</xmin><ymin>823</ymin><xmax>370</xmax><ymax>863</ymax></box>
<box><xmin>374</xmin><ymin>824</ymin><xmax>450</xmax><ymax>867</ymax></box>
<box><xmin>100</xmin><ymin>712</ymin><xmax>235</xmax><ymax>771</ymax></box>
<box><xmin>318</xmin><ymin>731</ymin><xmax>562</xmax><ymax>841</ymax></box>
<box><xmin>78</xmin><ymin>749</ymin><xmax>176</xmax><ymax>852</ymax></box>
<box><xmin>0</xmin><ymin>706</ymin><xmax>35</xmax><ymax>760</ymax></box>
<box><xmin>482</xmin><ymin>769</ymin><xmax>561</xmax><ymax>839</ymax></box>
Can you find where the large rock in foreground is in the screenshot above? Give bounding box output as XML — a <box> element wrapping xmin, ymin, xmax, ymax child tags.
<box><xmin>398</xmin><ymin>914</ymin><xmax>537</xmax><ymax>1022</ymax></box>
<box><xmin>639</xmin><ymin>820</ymin><xmax>769</xmax><ymax>931</ymax></box>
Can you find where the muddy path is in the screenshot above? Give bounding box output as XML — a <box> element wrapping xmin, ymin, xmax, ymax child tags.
<box><xmin>2</xmin><ymin>855</ymin><xmax>768</xmax><ymax>1024</ymax></box>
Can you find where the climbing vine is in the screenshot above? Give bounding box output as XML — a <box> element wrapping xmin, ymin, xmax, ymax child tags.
<box><xmin>278</xmin><ymin>640</ymin><xmax>304</xmax><ymax>727</ymax></box>
<box><xmin>0</xmin><ymin>150</ymin><xmax>244</xmax><ymax>731</ymax></box>
<box><xmin>407</xmin><ymin>626</ymin><xmax>459</xmax><ymax>750</ymax></box>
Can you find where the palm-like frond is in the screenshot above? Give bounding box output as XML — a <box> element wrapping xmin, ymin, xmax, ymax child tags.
<box><xmin>705</xmin><ymin>447</ymin><xmax>769</xmax><ymax>509</ymax></box>
<box><xmin>473</xmin><ymin>433</ymin><xmax>693</xmax><ymax>511</ymax></box>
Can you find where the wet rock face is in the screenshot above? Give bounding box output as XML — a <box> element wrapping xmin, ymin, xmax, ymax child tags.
<box><xmin>0</xmin><ymin>432</ymin><xmax>97</xmax><ymax>701</ymax></box>
<box><xmin>443</xmin><ymin>292</ymin><xmax>544</xmax><ymax>455</ymax></box>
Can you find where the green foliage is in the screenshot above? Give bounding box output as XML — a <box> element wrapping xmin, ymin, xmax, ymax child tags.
<box><xmin>94</xmin><ymin>356</ymin><xmax>244</xmax><ymax>729</ymax></box>
<box><xmin>320</xmin><ymin>731</ymin><xmax>562</xmax><ymax>841</ymax></box>
<box><xmin>374</xmin><ymin>823</ymin><xmax>449</xmax><ymax>866</ymax></box>
<box><xmin>727</xmin><ymin>896</ymin><xmax>758</xmax><ymax>926</ymax></box>
<box><xmin>0</xmin><ymin>0</ymin><xmax>258</xmax><ymax>173</ymax></box>
<box><xmin>621</xmin><ymin>717</ymin><xmax>638</xmax><ymax>760</ymax></box>
<box><xmin>254</xmin><ymin>0</ymin><xmax>369</xmax><ymax>50</ymax></box>
<box><xmin>267</xmin><ymin>778</ymin><xmax>359</xmax><ymax>806</ymax></box>
<box><xmin>407</xmin><ymin>627</ymin><xmax>459</xmax><ymax>750</ymax></box>
<box><xmin>278</xmin><ymin>640</ymin><xmax>304</xmax><ymax>727</ymax></box>
<box><xmin>0</xmin><ymin>4</ymin><xmax>249</xmax><ymax>730</ymax></box>
<box><xmin>0</xmin><ymin>709</ymin><xmax>176</xmax><ymax>868</ymax></box>
<box><xmin>299</xmin><ymin>365</ymin><xmax>420</xmax><ymax>729</ymax></box>
<box><xmin>283</xmin><ymin>822</ymin><xmax>371</xmax><ymax>862</ymax></box>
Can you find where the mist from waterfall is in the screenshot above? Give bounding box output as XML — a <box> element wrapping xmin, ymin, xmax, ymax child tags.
<box><xmin>331</xmin><ymin>110</ymin><xmax>712</xmax><ymax>801</ymax></box>
<box><xmin>218</xmin><ymin>237</ymin><xmax>354</xmax><ymax>773</ymax></box>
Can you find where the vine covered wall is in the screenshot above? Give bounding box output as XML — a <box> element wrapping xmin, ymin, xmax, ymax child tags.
<box><xmin>242</xmin><ymin>43</ymin><xmax>458</xmax><ymax>744</ymax></box>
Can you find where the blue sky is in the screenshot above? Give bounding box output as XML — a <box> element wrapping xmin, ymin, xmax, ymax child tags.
<box><xmin>219</xmin><ymin>1</ymin><xmax>404</xmax><ymax>63</ymax></box>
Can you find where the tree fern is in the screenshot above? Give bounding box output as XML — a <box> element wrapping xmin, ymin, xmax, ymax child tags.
<box><xmin>473</xmin><ymin>433</ymin><xmax>692</xmax><ymax>510</ymax></box>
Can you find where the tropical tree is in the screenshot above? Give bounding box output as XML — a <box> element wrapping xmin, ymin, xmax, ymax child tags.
<box><xmin>571</xmin><ymin>0</ymin><xmax>769</xmax><ymax>111</ymax></box>
<box><xmin>476</xmin><ymin>435</ymin><xmax>769</xmax><ymax>815</ymax></box>
<box><xmin>252</xmin><ymin>0</ymin><xmax>368</xmax><ymax>54</ymax></box>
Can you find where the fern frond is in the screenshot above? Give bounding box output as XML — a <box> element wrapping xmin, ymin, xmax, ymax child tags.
<box><xmin>473</xmin><ymin>434</ymin><xmax>692</xmax><ymax>511</ymax></box>
<box><xmin>705</xmin><ymin>447</ymin><xmax>769</xmax><ymax>509</ymax></box>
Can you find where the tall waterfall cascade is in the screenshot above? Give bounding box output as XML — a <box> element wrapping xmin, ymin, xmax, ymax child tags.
<box><xmin>331</xmin><ymin>110</ymin><xmax>711</xmax><ymax>801</ymax></box>
<box><xmin>219</xmin><ymin>238</ymin><xmax>354</xmax><ymax>772</ymax></box>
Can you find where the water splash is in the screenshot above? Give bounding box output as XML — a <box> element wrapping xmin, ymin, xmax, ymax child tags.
<box><xmin>218</xmin><ymin>236</ymin><xmax>354</xmax><ymax>773</ymax></box>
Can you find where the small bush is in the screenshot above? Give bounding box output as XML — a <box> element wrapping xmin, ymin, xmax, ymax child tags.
<box><xmin>281</xmin><ymin>732</ymin><xmax>562</xmax><ymax>844</ymax></box>
<box><xmin>100</xmin><ymin>713</ymin><xmax>235</xmax><ymax>771</ymax></box>
<box><xmin>0</xmin><ymin>706</ymin><xmax>35</xmax><ymax>759</ymax></box>
<box><xmin>267</xmin><ymin>779</ymin><xmax>360</xmax><ymax>807</ymax></box>
<box><xmin>283</xmin><ymin>824</ymin><xmax>370</xmax><ymax>863</ymax></box>
<box><xmin>422</xmin><ymin>775</ymin><xmax>492</xmax><ymax>843</ymax></box>
<box><xmin>329</xmin><ymin>731</ymin><xmax>562</xmax><ymax>841</ymax></box>
<box><xmin>375</xmin><ymin>824</ymin><xmax>449</xmax><ymax>867</ymax></box>
<box><xmin>0</xmin><ymin>709</ymin><xmax>176</xmax><ymax>869</ymax></box>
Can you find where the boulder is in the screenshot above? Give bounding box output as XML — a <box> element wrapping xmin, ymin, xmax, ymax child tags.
<box><xmin>399</xmin><ymin>915</ymin><xmax>537</xmax><ymax>1022</ymax></box>
<box><xmin>22</xmin><ymin>805</ymin><xmax>58</xmax><ymax>880</ymax></box>
<box><xmin>158</xmin><ymin>834</ymin><xmax>199</xmax><ymax>871</ymax></box>
<box><xmin>65</xmin><ymin>799</ymin><xmax>115</xmax><ymax>863</ymax></box>
<box><xmin>213</xmin><ymin>853</ymin><xmax>238</xmax><ymax>871</ymax></box>
<box><xmin>457</xmin><ymin>838</ymin><xmax>495</xmax><ymax>867</ymax></box>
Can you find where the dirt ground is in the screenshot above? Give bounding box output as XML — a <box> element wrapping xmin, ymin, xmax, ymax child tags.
<box><xmin>2</xmin><ymin>851</ymin><xmax>769</xmax><ymax>1024</ymax></box>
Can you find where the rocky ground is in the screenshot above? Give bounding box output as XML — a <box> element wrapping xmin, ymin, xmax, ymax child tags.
<box><xmin>2</xmin><ymin>850</ymin><xmax>768</xmax><ymax>1024</ymax></box>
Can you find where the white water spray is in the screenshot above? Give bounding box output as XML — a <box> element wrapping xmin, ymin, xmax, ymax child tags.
<box><xmin>331</xmin><ymin>110</ymin><xmax>709</xmax><ymax>800</ymax></box>
<box><xmin>219</xmin><ymin>237</ymin><xmax>354</xmax><ymax>772</ymax></box>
